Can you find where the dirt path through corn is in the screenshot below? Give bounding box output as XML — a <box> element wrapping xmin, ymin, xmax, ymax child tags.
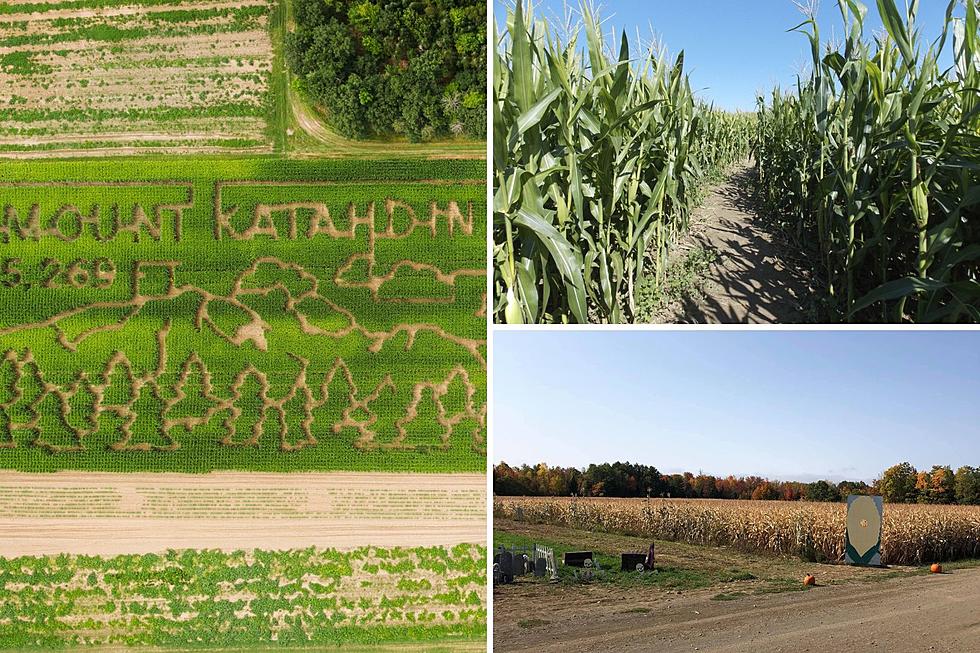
<box><xmin>656</xmin><ymin>163</ymin><xmax>815</xmax><ymax>323</ymax></box>
<box><xmin>0</xmin><ymin>471</ymin><xmax>485</xmax><ymax>556</ymax></box>
<box><xmin>496</xmin><ymin>565</ymin><xmax>980</xmax><ymax>652</ymax></box>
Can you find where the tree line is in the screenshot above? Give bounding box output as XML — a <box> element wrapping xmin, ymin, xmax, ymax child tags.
<box><xmin>494</xmin><ymin>461</ymin><xmax>980</xmax><ymax>505</ymax></box>
<box><xmin>285</xmin><ymin>0</ymin><xmax>485</xmax><ymax>142</ymax></box>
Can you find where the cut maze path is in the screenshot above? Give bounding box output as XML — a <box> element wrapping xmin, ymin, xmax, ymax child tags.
<box><xmin>0</xmin><ymin>471</ymin><xmax>486</xmax><ymax>556</ymax></box>
<box><xmin>654</xmin><ymin>163</ymin><xmax>816</xmax><ymax>324</ymax></box>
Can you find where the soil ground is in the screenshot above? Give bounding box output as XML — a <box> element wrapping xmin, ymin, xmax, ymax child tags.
<box><xmin>494</xmin><ymin>520</ymin><xmax>977</xmax><ymax>652</ymax></box>
<box><xmin>654</xmin><ymin>163</ymin><xmax>816</xmax><ymax>323</ymax></box>
<box><xmin>0</xmin><ymin>471</ymin><xmax>485</xmax><ymax>556</ymax></box>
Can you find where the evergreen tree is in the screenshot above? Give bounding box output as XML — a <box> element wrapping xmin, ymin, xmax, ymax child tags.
<box><xmin>34</xmin><ymin>391</ymin><xmax>84</xmax><ymax>452</ymax></box>
<box><xmin>124</xmin><ymin>383</ymin><xmax>177</xmax><ymax>451</ymax></box>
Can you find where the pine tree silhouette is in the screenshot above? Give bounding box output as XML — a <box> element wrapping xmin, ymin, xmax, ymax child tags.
<box><xmin>313</xmin><ymin>361</ymin><xmax>355</xmax><ymax>440</ymax></box>
<box><xmin>101</xmin><ymin>357</ymin><xmax>135</xmax><ymax>407</ymax></box>
<box><xmin>120</xmin><ymin>382</ymin><xmax>177</xmax><ymax>451</ymax></box>
<box><xmin>34</xmin><ymin>391</ymin><xmax>84</xmax><ymax>452</ymax></box>
<box><xmin>101</xmin><ymin>356</ymin><xmax>138</xmax><ymax>451</ymax></box>
<box><xmin>279</xmin><ymin>382</ymin><xmax>315</xmax><ymax>451</ymax></box>
<box><xmin>221</xmin><ymin>368</ymin><xmax>267</xmax><ymax>447</ymax></box>
<box><xmin>393</xmin><ymin>385</ymin><xmax>445</xmax><ymax>451</ymax></box>
<box><xmin>67</xmin><ymin>376</ymin><xmax>98</xmax><ymax>442</ymax></box>
<box><xmin>0</xmin><ymin>353</ymin><xmax>17</xmax><ymax>448</ymax></box>
<box><xmin>9</xmin><ymin>357</ymin><xmax>46</xmax><ymax>444</ymax></box>
<box><xmin>166</xmin><ymin>355</ymin><xmax>217</xmax><ymax>431</ymax></box>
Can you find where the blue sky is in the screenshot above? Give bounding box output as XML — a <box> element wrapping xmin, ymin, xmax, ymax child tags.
<box><xmin>493</xmin><ymin>331</ymin><xmax>980</xmax><ymax>483</ymax></box>
<box><xmin>495</xmin><ymin>1</ymin><xmax>962</xmax><ymax>110</ymax></box>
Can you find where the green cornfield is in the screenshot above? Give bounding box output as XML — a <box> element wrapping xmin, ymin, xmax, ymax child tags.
<box><xmin>754</xmin><ymin>0</ymin><xmax>980</xmax><ymax>322</ymax></box>
<box><xmin>0</xmin><ymin>157</ymin><xmax>486</xmax><ymax>473</ymax></box>
<box><xmin>493</xmin><ymin>2</ymin><xmax>753</xmax><ymax>324</ymax></box>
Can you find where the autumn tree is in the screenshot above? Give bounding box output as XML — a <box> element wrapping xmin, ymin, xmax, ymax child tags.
<box><xmin>751</xmin><ymin>482</ymin><xmax>780</xmax><ymax>501</ymax></box>
<box><xmin>928</xmin><ymin>466</ymin><xmax>956</xmax><ymax>504</ymax></box>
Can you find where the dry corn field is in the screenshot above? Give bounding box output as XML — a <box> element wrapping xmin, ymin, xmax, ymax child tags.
<box><xmin>494</xmin><ymin>496</ymin><xmax>980</xmax><ymax>566</ymax></box>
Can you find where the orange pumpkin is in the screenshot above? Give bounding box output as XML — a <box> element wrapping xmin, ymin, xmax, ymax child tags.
<box><xmin>931</xmin><ymin>563</ymin><xmax>943</xmax><ymax>574</ymax></box>
<box><xmin>803</xmin><ymin>574</ymin><xmax>816</xmax><ymax>586</ymax></box>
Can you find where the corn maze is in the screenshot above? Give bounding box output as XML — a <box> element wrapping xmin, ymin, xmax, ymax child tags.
<box><xmin>0</xmin><ymin>157</ymin><xmax>486</xmax><ymax>473</ymax></box>
<box><xmin>0</xmin><ymin>544</ymin><xmax>487</xmax><ymax>648</ymax></box>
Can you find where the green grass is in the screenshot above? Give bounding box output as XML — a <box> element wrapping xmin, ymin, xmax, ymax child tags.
<box><xmin>636</xmin><ymin>245</ymin><xmax>719</xmax><ymax>321</ymax></box>
<box><xmin>0</xmin><ymin>157</ymin><xmax>485</xmax><ymax>473</ymax></box>
<box><xmin>269</xmin><ymin>0</ymin><xmax>289</xmax><ymax>154</ymax></box>
<box><xmin>0</xmin><ymin>544</ymin><xmax>487</xmax><ymax>649</ymax></box>
<box><xmin>493</xmin><ymin>530</ymin><xmax>754</xmax><ymax>591</ymax></box>
<box><xmin>0</xmin><ymin>16</ymin><xmax>264</xmax><ymax>49</ymax></box>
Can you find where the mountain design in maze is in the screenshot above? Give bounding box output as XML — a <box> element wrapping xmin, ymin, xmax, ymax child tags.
<box><xmin>0</xmin><ymin>160</ymin><xmax>487</xmax><ymax>472</ymax></box>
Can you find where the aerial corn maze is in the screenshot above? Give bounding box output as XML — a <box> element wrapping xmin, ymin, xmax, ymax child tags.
<box><xmin>0</xmin><ymin>159</ymin><xmax>486</xmax><ymax>472</ymax></box>
<box><xmin>493</xmin><ymin>0</ymin><xmax>980</xmax><ymax>324</ymax></box>
<box><xmin>0</xmin><ymin>0</ymin><xmax>487</xmax><ymax>649</ymax></box>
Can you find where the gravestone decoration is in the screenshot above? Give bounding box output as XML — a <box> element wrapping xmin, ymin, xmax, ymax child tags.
<box><xmin>845</xmin><ymin>494</ymin><xmax>884</xmax><ymax>566</ymax></box>
<box><xmin>534</xmin><ymin>545</ymin><xmax>559</xmax><ymax>581</ymax></box>
<box><xmin>514</xmin><ymin>554</ymin><xmax>529</xmax><ymax>576</ymax></box>
<box><xmin>534</xmin><ymin>557</ymin><xmax>547</xmax><ymax>577</ymax></box>
<box><xmin>497</xmin><ymin>549</ymin><xmax>514</xmax><ymax>583</ymax></box>
<box><xmin>645</xmin><ymin>542</ymin><xmax>656</xmax><ymax>569</ymax></box>
<box><xmin>563</xmin><ymin>551</ymin><xmax>593</xmax><ymax>567</ymax></box>
<box><xmin>621</xmin><ymin>553</ymin><xmax>647</xmax><ymax>571</ymax></box>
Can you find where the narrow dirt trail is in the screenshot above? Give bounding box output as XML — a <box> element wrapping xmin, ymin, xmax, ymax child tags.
<box><xmin>657</xmin><ymin>163</ymin><xmax>815</xmax><ymax>324</ymax></box>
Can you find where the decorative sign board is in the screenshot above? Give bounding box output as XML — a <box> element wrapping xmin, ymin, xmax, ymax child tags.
<box><xmin>845</xmin><ymin>494</ymin><xmax>883</xmax><ymax>566</ymax></box>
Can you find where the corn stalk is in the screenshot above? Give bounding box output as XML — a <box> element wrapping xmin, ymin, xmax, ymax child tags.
<box><xmin>755</xmin><ymin>0</ymin><xmax>980</xmax><ymax>322</ymax></box>
<box><xmin>493</xmin><ymin>2</ymin><xmax>753</xmax><ymax>324</ymax></box>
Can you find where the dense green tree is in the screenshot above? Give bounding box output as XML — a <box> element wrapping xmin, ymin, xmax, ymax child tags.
<box><xmin>804</xmin><ymin>480</ymin><xmax>840</xmax><ymax>502</ymax></box>
<box><xmin>954</xmin><ymin>466</ymin><xmax>980</xmax><ymax>505</ymax></box>
<box><xmin>837</xmin><ymin>480</ymin><xmax>873</xmax><ymax>498</ymax></box>
<box><xmin>285</xmin><ymin>0</ymin><xmax>486</xmax><ymax>141</ymax></box>
<box><xmin>878</xmin><ymin>462</ymin><xmax>919</xmax><ymax>503</ymax></box>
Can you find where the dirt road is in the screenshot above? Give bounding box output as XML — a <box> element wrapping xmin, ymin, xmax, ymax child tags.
<box><xmin>495</xmin><ymin>566</ymin><xmax>980</xmax><ymax>652</ymax></box>
<box><xmin>0</xmin><ymin>471</ymin><xmax>485</xmax><ymax>556</ymax></box>
<box><xmin>657</xmin><ymin>163</ymin><xmax>814</xmax><ymax>323</ymax></box>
